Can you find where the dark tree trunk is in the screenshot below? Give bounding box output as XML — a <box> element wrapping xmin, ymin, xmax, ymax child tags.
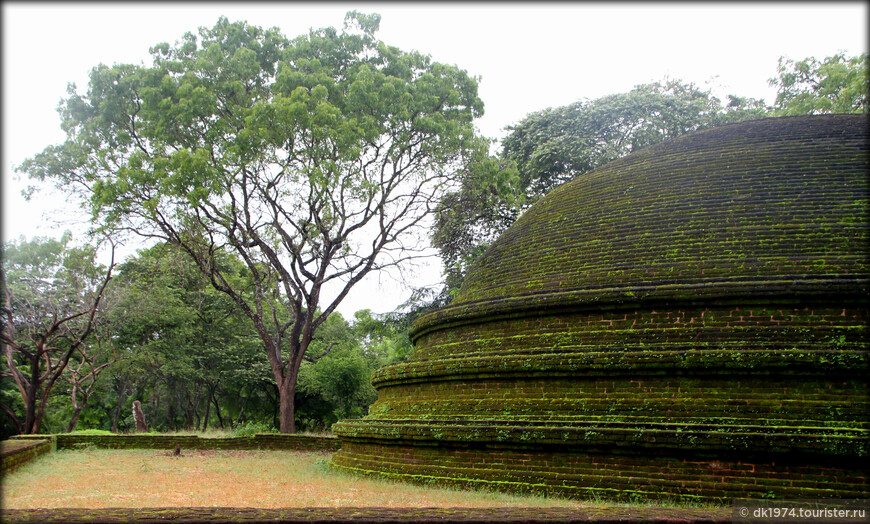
<box><xmin>66</xmin><ymin>381</ymin><xmax>89</xmax><ymax>433</ymax></box>
<box><xmin>67</xmin><ymin>405</ymin><xmax>85</xmax><ymax>433</ymax></box>
<box><xmin>231</xmin><ymin>392</ymin><xmax>248</xmax><ymax>430</ymax></box>
<box><xmin>264</xmin><ymin>383</ymin><xmax>279</xmax><ymax>430</ymax></box>
<box><xmin>210</xmin><ymin>386</ymin><xmax>224</xmax><ymax>429</ymax></box>
<box><xmin>111</xmin><ymin>379</ymin><xmax>128</xmax><ymax>433</ymax></box>
<box><xmin>185</xmin><ymin>397</ymin><xmax>196</xmax><ymax>431</ymax></box>
<box><xmin>202</xmin><ymin>397</ymin><xmax>211</xmax><ymax>430</ymax></box>
<box><xmin>278</xmin><ymin>375</ymin><xmax>296</xmax><ymax>433</ymax></box>
<box><xmin>24</xmin><ymin>354</ymin><xmax>40</xmax><ymax>434</ymax></box>
<box><xmin>167</xmin><ymin>393</ymin><xmax>178</xmax><ymax>431</ymax></box>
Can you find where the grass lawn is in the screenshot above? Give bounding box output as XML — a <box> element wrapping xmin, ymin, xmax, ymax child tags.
<box><xmin>2</xmin><ymin>448</ymin><xmax>599</xmax><ymax>509</ymax></box>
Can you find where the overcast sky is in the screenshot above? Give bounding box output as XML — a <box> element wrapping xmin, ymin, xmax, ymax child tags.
<box><xmin>2</xmin><ymin>2</ymin><xmax>867</xmax><ymax>316</ymax></box>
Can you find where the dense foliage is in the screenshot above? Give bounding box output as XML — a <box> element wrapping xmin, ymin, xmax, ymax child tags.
<box><xmin>2</xmin><ymin>240</ymin><xmax>406</xmax><ymax>438</ymax></box>
<box><xmin>770</xmin><ymin>52</ymin><xmax>868</xmax><ymax>115</ymax></box>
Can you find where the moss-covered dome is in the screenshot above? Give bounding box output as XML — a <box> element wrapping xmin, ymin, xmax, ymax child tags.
<box><xmin>333</xmin><ymin>114</ymin><xmax>869</xmax><ymax>502</ymax></box>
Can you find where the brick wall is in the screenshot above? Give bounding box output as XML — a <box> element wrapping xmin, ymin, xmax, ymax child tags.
<box><xmin>38</xmin><ymin>433</ymin><xmax>341</xmax><ymax>451</ymax></box>
<box><xmin>1</xmin><ymin>438</ymin><xmax>54</xmax><ymax>475</ymax></box>
<box><xmin>1</xmin><ymin>433</ymin><xmax>340</xmax><ymax>475</ymax></box>
<box><xmin>331</xmin><ymin>440</ymin><xmax>869</xmax><ymax>502</ymax></box>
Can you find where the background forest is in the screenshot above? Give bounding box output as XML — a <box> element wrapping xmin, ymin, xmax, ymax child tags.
<box><xmin>2</xmin><ymin>13</ymin><xmax>866</xmax><ymax>438</ymax></box>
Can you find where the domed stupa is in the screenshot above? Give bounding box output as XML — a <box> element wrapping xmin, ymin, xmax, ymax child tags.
<box><xmin>332</xmin><ymin>115</ymin><xmax>868</xmax><ymax>501</ymax></box>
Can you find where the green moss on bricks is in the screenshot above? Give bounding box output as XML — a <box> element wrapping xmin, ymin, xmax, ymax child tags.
<box><xmin>454</xmin><ymin>115</ymin><xmax>868</xmax><ymax>305</ymax></box>
<box><xmin>330</xmin><ymin>440</ymin><xmax>870</xmax><ymax>502</ymax></box>
<box><xmin>1</xmin><ymin>438</ymin><xmax>53</xmax><ymax>475</ymax></box>
<box><xmin>333</xmin><ymin>115</ymin><xmax>870</xmax><ymax>503</ymax></box>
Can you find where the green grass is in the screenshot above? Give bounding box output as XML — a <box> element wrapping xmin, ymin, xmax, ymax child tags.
<box><xmin>67</xmin><ymin>429</ymin><xmax>115</xmax><ymax>435</ymax></box>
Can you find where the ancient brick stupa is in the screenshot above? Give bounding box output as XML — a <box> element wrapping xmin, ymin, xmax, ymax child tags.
<box><xmin>332</xmin><ymin>114</ymin><xmax>869</xmax><ymax>501</ymax></box>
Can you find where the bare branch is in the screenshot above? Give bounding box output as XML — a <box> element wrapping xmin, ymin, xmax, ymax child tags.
<box><xmin>302</xmin><ymin>341</ymin><xmax>337</xmax><ymax>363</ymax></box>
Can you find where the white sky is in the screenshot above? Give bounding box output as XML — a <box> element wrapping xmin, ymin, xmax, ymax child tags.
<box><xmin>2</xmin><ymin>2</ymin><xmax>867</xmax><ymax>316</ymax></box>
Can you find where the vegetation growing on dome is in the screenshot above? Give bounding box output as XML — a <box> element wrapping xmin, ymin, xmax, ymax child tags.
<box><xmin>333</xmin><ymin>115</ymin><xmax>869</xmax><ymax>502</ymax></box>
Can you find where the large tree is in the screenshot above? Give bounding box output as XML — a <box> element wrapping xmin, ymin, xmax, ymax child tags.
<box><xmin>19</xmin><ymin>13</ymin><xmax>484</xmax><ymax>432</ymax></box>
<box><xmin>0</xmin><ymin>234</ymin><xmax>115</xmax><ymax>434</ymax></box>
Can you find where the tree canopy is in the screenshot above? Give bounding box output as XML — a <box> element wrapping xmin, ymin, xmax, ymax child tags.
<box><xmin>1</xmin><ymin>236</ymin><xmax>401</xmax><ymax>437</ymax></box>
<box><xmin>18</xmin><ymin>12</ymin><xmax>486</xmax><ymax>433</ymax></box>
<box><xmin>770</xmin><ymin>52</ymin><xmax>868</xmax><ymax>115</ymax></box>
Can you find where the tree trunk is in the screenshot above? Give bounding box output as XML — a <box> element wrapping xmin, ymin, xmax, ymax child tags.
<box><xmin>66</xmin><ymin>384</ymin><xmax>85</xmax><ymax>433</ymax></box>
<box><xmin>265</xmin><ymin>384</ymin><xmax>279</xmax><ymax>430</ymax></box>
<box><xmin>191</xmin><ymin>386</ymin><xmax>203</xmax><ymax>431</ymax></box>
<box><xmin>111</xmin><ymin>379</ymin><xmax>128</xmax><ymax>433</ymax></box>
<box><xmin>185</xmin><ymin>399</ymin><xmax>196</xmax><ymax>431</ymax></box>
<box><xmin>202</xmin><ymin>397</ymin><xmax>211</xmax><ymax>430</ymax></box>
<box><xmin>168</xmin><ymin>393</ymin><xmax>178</xmax><ymax>431</ymax></box>
<box><xmin>23</xmin><ymin>354</ymin><xmax>40</xmax><ymax>434</ymax></box>
<box><xmin>278</xmin><ymin>375</ymin><xmax>296</xmax><ymax>433</ymax></box>
<box><xmin>231</xmin><ymin>393</ymin><xmax>248</xmax><ymax>430</ymax></box>
<box><xmin>67</xmin><ymin>405</ymin><xmax>84</xmax><ymax>433</ymax></box>
<box><xmin>211</xmin><ymin>387</ymin><xmax>224</xmax><ymax>429</ymax></box>
<box><xmin>132</xmin><ymin>400</ymin><xmax>148</xmax><ymax>432</ymax></box>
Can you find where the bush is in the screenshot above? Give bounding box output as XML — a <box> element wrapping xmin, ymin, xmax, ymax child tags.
<box><xmin>68</xmin><ymin>429</ymin><xmax>114</xmax><ymax>435</ymax></box>
<box><xmin>232</xmin><ymin>421</ymin><xmax>276</xmax><ymax>437</ymax></box>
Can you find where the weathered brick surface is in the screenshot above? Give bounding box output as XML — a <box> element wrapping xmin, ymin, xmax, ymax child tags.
<box><xmin>332</xmin><ymin>440</ymin><xmax>869</xmax><ymax>502</ymax></box>
<box><xmin>454</xmin><ymin>115</ymin><xmax>868</xmax><ymax>305</ymax></box>
<box><xmin>1</xmin><ymin>438</ymin><xmax>53</xmax><ymax>475</ymax></box>
<box><xmin>1</xmin><ymin>507</ymin><xmax>734</xmax><ymax>523</ymax></box>
<box><xmin>333</xmin><ymin>115</ymin><xmax>870</xmax><ymax>502</ymax></box>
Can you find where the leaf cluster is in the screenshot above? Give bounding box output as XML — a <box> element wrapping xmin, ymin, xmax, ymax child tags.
<box><xmin>770</xmin><ymin>52</ymin><xmax>868</xmax><ymax>115</ymax></box>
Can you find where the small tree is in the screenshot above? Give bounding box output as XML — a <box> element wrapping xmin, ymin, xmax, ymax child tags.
<box><xmin>19</xmin><ymin>13</ymin><xmax>485</xmax><ymax>432</ymax></box>
<box><xmin>0</xmin><ymin>235</ymin><xmax>115</xmax><ymax>434</ymax></box>
<box><xmin>296</xmin><ymin>312</ymin><xmax>377</xmax><ymax>431</ymax></box>
<box><xmin>62</xmin><ymin>334</ymin><xmax>122</xmax><ymax>432</ymax></box>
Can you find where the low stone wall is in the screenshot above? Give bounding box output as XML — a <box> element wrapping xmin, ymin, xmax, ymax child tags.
<box><xmin>8</xmin><ymin>433</ymin><xmax>340</xmax><ymax>452</ymax></box>
<box><xmin>0</xmin><ymin>437</ymin><xmax>54</xmax><ymax>475</ymax></box>
<box><xmin>2</xmin><ymin>433</ymin><xmax>339</xmax><ymax>478</ymax></box>
<box><xmin>1</xmin><ymin>507</ymin><xmax>734</xmax><ymax>524</ymax></box>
